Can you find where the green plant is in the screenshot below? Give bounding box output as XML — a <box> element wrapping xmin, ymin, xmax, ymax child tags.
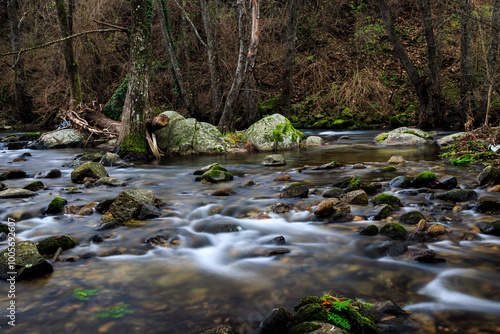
<box><xmin>72</xmin><ymin>288</ymin><xmax>100</xmax><ymax>301</ymax></box>
<box><xmin>325</xmin><ymin>299</ymin><xmax>353</xmax><ymax>331</ymax></box>
<box><xmin>95</xmin><ymin>304</ymin><xmax>134</xmax><ymax>318</ymax></box>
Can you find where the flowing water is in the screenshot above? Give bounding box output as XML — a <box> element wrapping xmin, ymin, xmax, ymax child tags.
<box><xmin>0</xmin><ymin>130</ymin><xmax>500</xmax><ymax>333</ymax></box>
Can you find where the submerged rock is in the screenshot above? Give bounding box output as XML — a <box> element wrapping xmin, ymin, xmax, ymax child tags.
<box><xmin>244</xmin><ymin>114</ymin><xmax>304</xmax><ymax>151</ymax></box>
<box><xmin>359</xmin><ymin>240</ymin><xmax>407</xmax><ymax>258</ymax></box>
<box><xmin>261</xmin><ymin>154</ymin><xmax>286</xmax><ymax>166</ymax></box>
<box><xmin>0</xmin><ymin>241</ymin><xmax>53</xmax><ymax>280</ymax></box>
<box><xmin>411</xmin><ymin>249</ymin><xmax>446</xmax><ymax>263</ymax></box>
<box><xmin>95</xmin><ymin>177</ymin><xmax>127</xmax><ymax>187</ymax></box>
<box><xmin>71</xmin><ymin>162</ymin><xmax>109</xmax><ymax>182</ymax></box>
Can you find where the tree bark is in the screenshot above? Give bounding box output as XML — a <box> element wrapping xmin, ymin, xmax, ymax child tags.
<box><xmin>55</xmin><ymin>0</ymin><xmax>82</xmax><ymax>109</ymax></box>
<box><xmin>200</xmin><ymin>0</ymin><xmax>224</xmax><ymax>125</ymax></box>
<box><xmin>7</xmin><ymin>0</ymin><xmax>34</xmax><ymax>123</ymax></box>
<box><xmin>116</xmin><ymin>0</ymin><xmax>153</xmax><ymax>155</ymax></box>
<box><xmin>480</xmin><ymin>0</ymin><xmax>500</xmax><ymax>125</ymax></box>
<box><xmin>279</xmin><ymin>0</ymin><xmax>302</xmax><ymax>116</ymax></box>
<box><xmin>460</xmin><ymin>0</ymin><xmax>473</xmax><ymax>124</ymax></box>
<box><xmin>155</xmin><ymin>0</ymin><xmax>193</xmax><ymax>116</ymax></box>
<box><xmin>243</xmin><ymin>0</ymin><xmax>260</xmax><ymax>128</ymax></box>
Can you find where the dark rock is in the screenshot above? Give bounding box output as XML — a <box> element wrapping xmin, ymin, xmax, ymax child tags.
<box><xmin>328</xmin><ymin>211</ymin><xmax>353</xmax><ymax>223</ymax></box>
<box><xmin>309</xmin><ymin>161</ymin><xmax>341</xmax><ymax>170</ymax></box>
<box><xmin>90</xmin><ymin>234</ymin><xmax>104</xmax><ymax>243</ymax></box>
<box><xmin>137</xmin><ymin>204</ymin><xmax>162</xmax><ymax>220</ymax></box>
<box><xmin>411</xmin><ymin>249</ymin><xmax>446</xmax><ymax>263</ymax></box>
<box><xmin>396</xmin><ymin>189</ymin><xmax>418</xmax><ymax>196</ymax></box>
<box><xmin>256</xmin><ymin>307</ymin><xmax>291</xmax><ymax>334</ymax></box>
<box><xmin>71</xmin><ymin>162</ymin><xmax>109</xmax><ymax>182</ymax></box>
<box><xmin>0</xmin><ymin>188</ymin><xmax>36</xmax><ymax>198</ymax></box>
<box><xmin>0</xmin><ymin>169</ymin><xmax>27</xmax><ymax>180</ymax></box>
<box><xmin>321</xmin><ymin>187</ymin><xmax>344</xmax><ymax>198</ymax></box>
<box><xmin>370</xmin><ymin>204</ymin><xmax>393</xmax><ymax>220</ymax></box>
<box><xmin>261</xmin><ymin>154</ymin><xmax>286</xmax><ymax>166</ymax></box>
<box><xmin>271</xmin><ymin>203</ymin><xmax>292</xmax><ymax>213</ymax></box>
<box><xmin>23</xmin><ymin>181</ymin><xmax>44</xmax><ymax>191</ymax></box>
<box><xmin>36</xmin><ymin>235</ymin><xmax>76</xmax><ymax>255</ymax></box>
<box><xmin>80</xmin><ymin>252</ymin><xmax>96</xmax><ymax>259</ymax></box>
<box><xmin>199</xmin><ymin>325</ymin><xmax>239</xmax><ymax>334</ymax></box>
<box><xmin>0</xmin><ymin>232</ymin><xmax>6</xmax><ymax>241</ymax></box>
<box><xmin>360</xmin><ymin>224</ymin><xmax>379</xmax><ymax>235</ymax></box>
<box><xmin>99</xmin><ymin>152</ymin><xmax>123</xmax><ymax>166</ymax></box>
<box><xmin>95</xmin><ymin>177</ymin><xmax>127</xmax><ymax>187</ymax></box>
<box><xmin>373</xmin><ymin>193</ymin><xmax>401</xmax><ymax>207</ymax></box>
<box><xmin>210</xmin><ymin>188</ymin><xmax>236</xmax><ymax>196</ymax></box>
<box><xmin>194</xmin><ymin>221</ymin><xmax>242</xmax><ymax>233</ymax></box>
<box><xmin>18</xmin><ymin>133</ymin><xmax>41</xmax><ymax>141</ymax></box>
<box><xmin>266</xmin><ymin>236</ymin><xmax>286</xmax><ymax>245</ymax></box>
<box><xmin>107</xmin><ymin>189</ymin><xmax>159</xmax><ymax>222</ymax></box>
<box><xmin>0</xmin><ymin>241</ymin><xmax>53</xmax><ymax>280</ymax></box>
<box><xmin>243</xmin><ymin>180</ymin><xmax>255</xmax><ymax>187</ymax></box>
<box><xmin>273</xmin><ymin>175</ymin><xmax>291</xmax><ymax>182</ymax></box>
<box><xmin>280</xmin><ymin>182</ymin><xmax>309</xmax><ymax>198</ymax></box>
<box><xmin>44</xmin><ymin>197</ymin><xmax>67</xmax><ymax>214</ymax></box>
<box><xmin>344</xmin><ymin>189</ymin><xmax>368</xmax><ymax>204</ymax></box>
<box><xmin>389</xmin><ymin>176</ymin><xmax>411</xmax><ymax>188</ymax></box>
<box><xmin>95</xmin><ymin>198</ymin><xmax>116</xmax><ymax>213</ymax></box>
<box><xmin>436</xmin><ymin>189</ymin><xmax>478</xmax><ymax>202</ymax></box>
<box><xmin>399</xmin><ymin>210</ymin><xmax>424</xmax><ymax>224</ymax></box>
<box><xmin>35</xmin><ymin>169</ymin><xmax>62</xmax><ymax>179</ymax></box>
<box><xmin>436</xmin><ymin>175</ymin><xmax>458</xmax><ymax>189</ymax></box>
<box><xmin>474</xmin><ymin>200</ymin><xmax>500</xmax><ymax>214</ymax></box>
<box><xmin>0</xmin><ymin>182</ymin><xmax>6</xmax><ymax>191</ymax></box>
<box><xmin>479</xmin><ymin>221</ymin><xmax>500</xmax><ymax>236</ymax></box>
<box><xmin>361</xmin><ymin>182</ymin><xmax>379</xmax><ymax>195</ymax></box>
<box><xmin>411</xmin><ymin>171</ymin><xmax>437</xmax><ymax>188</ymax></box>
<box><xmin>380</xmin><ymin>223</ymin><xmax>407</xmax><ymax>241</ymax></box>
<box><xmin>359</xmin><ymin>240</ymin><xmax>407</xmax><ymax>258</ymax></box>
<box><xmin>478</xmin><ymin>166</ymin><xmax>500</xmax><ymax>187</ymax></box>
<box><xmin>314</xmin><ymin>199</ymin><xmax>339</xmax><ymax>218</ymax></box>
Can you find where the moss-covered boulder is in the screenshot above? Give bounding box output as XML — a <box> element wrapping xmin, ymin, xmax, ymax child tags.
<box><xmin>437</xmin><ymin>132</ymin><xmax>466</xmax><ymax>146</ymax></box>
<box><xmin>411</xmin><ymin>171</ymin><xmax>437</xmax><ymax>188</ymax></box>
<box><xmin>380</xmin><ymin>222</ymin><xmax>407</xmax><ymax>241</ymax></box>
<box><xmin>345</xmin><ymin>190</ymin><xmax>368</xmax><ymax>205</ymax></box>
<box><xmin>381</xmin><ymin>166</ymin><xmax>397</xmax><ymax>173</ymax></box>
<box><xmin>399</xmin><ymin>210</ymin><xmax>424</xmax><ymax>224</ymax></box>
<box><xmin>280</xmin><ymin>182</ymin><xmax>309</xmax><ymax>198</ymax></box>
<box><xmin>71</xmin><ymin>162</ymin><xmax>109</xmax><ymax>182</ymax></box>
<box><xmin>373</xmin><ymin>194</ymin><xmax>401</xmax><ymax>207</ymax></box>
<box><xmin>360</xmin><ymin>224</ymin><xmax>379</xmax><ymax>235</ymax></box>
<box><xmin>436</xmin><ymin>189</ymin><xmax>478</xmax><ymax>202</ymax></box>
<box><xmin>361</xmin><ymin>183</ymin><xmax>379</xmax><ymax>195</ymax></box>
<box><xmin>197</xmin><ymin>165</ymin><xmax>234</xmax><ymax>183</ymax></box>
<box><xmin>374</xmin><ymin>128</ymin><xmax>430</xmax><ymax>146</ymax></box>
<box><xmin>0</xmin><ymin>188</ymin><xmax>36</xmax><ymax>198</ymax></box>
<box><xmin>370</xmin><ymin>204</ymin><xmax>393</xmax><ymax>220</ymax></box>
<box><xmin>23</xmin><ymin>181</ymin><xmax>44</xmax><ymax>191</ymax></box>
<box><xmin>478</xmin><ymin>166</ymin><xmax>500</xmax><ymax>187</ymax></box>
<box><xmin>322</xmin><ymin>187</ymin><xmax>344</xmax><ymax>198</ymax></box>
<box><xmin>244</xmin><ymin>114</ymin><xmax>305</xmax><ymax>151</ymax></box>
<box><xmin>256</xmin><ymin>307</ymin><xmax>291</xmax><ymax>334</ymax></box>
<box><xmin>44</xmin><ymin>197</ymin><xmax>68</xmax><ymax>214</ymax></box>
<box><xmin>36</xmin><ymin>235</ymin><xmax>76</xmax><ymax>255</ymax></box>
<box><xmin>0</xmin><ymin>241</ymin><xmax>53</xmax><ymax>280</ymax></box>
<box><xmin>389</xmin><ymin>176</ymin><xmax>411</xmax><ymax>188</ymax></box>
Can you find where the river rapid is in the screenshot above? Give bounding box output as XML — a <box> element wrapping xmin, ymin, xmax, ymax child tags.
<box><xmin>0</xmin><ymin>130</ymin><xmax>500</xmax><ymax>333</ymax></box>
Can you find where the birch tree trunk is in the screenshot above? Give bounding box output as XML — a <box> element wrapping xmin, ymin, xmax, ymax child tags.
<box><xmin>7</xmin><ymin>0</ymin><xmax>34</xmax><ymax>123</ymax></box>
<box><xmin>55</xmin><ymin>0</ymin><xmax>82</xmax><ymax>109</ymax></box>
<box><xmin>116</xmin><ymin>0</ymin><xmax>153</xmax><ymax>155</ymax></box>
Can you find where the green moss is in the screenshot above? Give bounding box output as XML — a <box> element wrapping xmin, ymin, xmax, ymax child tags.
<box><xmin>0</xmin><ymin>223</ymin><xmax>9</xmax><ymax>234</ymax></box>
<box><xmin>21</xmin><ymin>132</ymin><xmax>41</xmax><ymax>140</ymax></box>
<box><xmin>360</xmin><ymin>224</ymin><xmax>379</xmax><ymax>235</ymax></box>
<box><xmin>399</xmin><ymin>210</ymin><xmax>424</xmax><ymax>224</ymax></box>
<box><xmin>120</xmin><ymin>132</ymin><xmax>147</xmax><ymax>153</ymax></box>
<box><xmin>96</xmin><ymin>198</ymin><xmax>116</xmax><ymax>213</ymax></box>
<box><xmin>376</xmin><ymin>133</ymin><xmax>389</xmax><ymax>142</ymax></box>
<box><xmin>289</xmin><ymin>322</ymin><xmax>322</xmax><ymax>334</ymax></box>
<box><xmin>44</xmin><ymin>197</ymin><xmax>68</xmax><ymax>214</ymax></box>
<box><xmin>373</xmin><ymin>193</ymin><xmax>401</xmax><ymax>206</ymax></box>
<box><xmin>380</xmin><ymin>222</ymin><xmax>407</xmax><ymax>241</ymax></box>
<box><xmin>210</xmin><ymin>165</ymin><xmax>229</xmax><ymax>172</ymax></box>
<box><xmin>346</xmin><ymin>177</ymin><xmax>362</xmax><ymax>191</ymax></box>
<box><xmin>36</xmin><ymin>235</ymin><xmax>76</xmax><ymax>255</ymax></box>
<box><xmin>412</xmin><ymin>171</ymin><xmax>437</xmax><ymax>187</ymax></box>
<box><xmin>361</xmin><ymin>183</ymin><xmax>378</xmax><ymax>195</ymax></box>
<box><xmin>23</xmin><ymin>181</ymin><xmax>44</xmax><ymax>191</ymax></box>
<box><xmin>382</xmin><ymin>166</ymin><xmax>396</xmax><ymax>172</ymax></box>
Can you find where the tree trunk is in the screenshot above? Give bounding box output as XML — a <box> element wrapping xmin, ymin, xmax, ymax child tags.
<box><xmin>460</xmin><ymin>0</ymin><xmax>473</xmax><ymax>124</ymax></box>
<box><xmin>116</xmin><ymin>0</ymin><xmax>153</xmax><ymax>155</ymax></box>
<box><xmin>7</xmin><ymin>0</ymin><xmax>34</xmax><ymax>123</ymax></box>
<box><xmin>279</xmin><ymin>0</ymin><xmax>302</xmax><ymax>116</ymax></box>
<box><xmin>243</xmin><ymin>0</ymin><xmax>260</xmax><ymax>128</ymax></box>
<box><xmin>181</xmin><ymin>0</ymin><xmax>196</xmax><ymax>111</ymax></box>
<box><xmin>155</xmin><ymin>0</ymin><xmax>193</xmax><ymax>116</ymax></box>
<box><xmin>480</xmin><ymin>0</ymin><xmax>500</xmax><ymax>125</ymax></box>
<box><xmin>55</xmin><ymin>0</ymin><xmax>82</xmax><ymax>109</ymax></box>
<box><xmin>200</xmin><ymin>0</ymin><xmax>224</xmax><ymax>125</ymax></box>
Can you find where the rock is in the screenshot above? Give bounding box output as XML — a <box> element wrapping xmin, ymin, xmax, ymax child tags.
<box><xmin>266</xmin><ymin>236</ymin><xmax>286</xmax><ymax>245</ymax></box>
<box><xmin>95</xmin><ymin>198</ymin><xmax>116</xmax><ymax>213</ymax></box>
<box><xmin>137</xmin><ymin>204</ymin><xmax>162</xmax><ymax>220</ymax></box>
<box><xmin>40</xmin><ymin>129</ymin><xmax>87</xmax><ymax>148</ymax></box>
<box><xmin>36</xmin><ymin>235</ymin><xmax>76</xmax><ymax>255</ymax></box>
<box><xmin>0</xmin><ymin>169</ymin><xmax>27</xmax><ymax>180</ymax></box>
<box><xmin>0</xmin><ymin>188</ymin><xmax>36</xmax><ymax>198</ymax></box>
<box><xmin>411</xmin><ymin>249</ymin><xmax>445</xmax><ymax>263</ymax></box>
<box><xmin>344</xmin><ymin>190</ymin><xmax>368</xmax><ymax>204</ymax></box>
<box><xmin>99</xmin><ymin>152</ymin><xmax>123</xmax><ymax>166</ymax></box>
<box><xmin>195</xmin><ymin>164</ymin><xmax>234</xmax><ymax>183</ymax></box>
<box><xmin>321</xmin><ymin>187</ymin><xmax>344</xmax><ymax>198</ymax></box>
<box><xmin>487</xmin><ymin>185</ymin><xmax>500</xmax><ymax>192</ymax></box>
<box><xmin>437</xmin><ymin>132</ymin><xmax>466</xmax><ymax>146</ymax></box>
<box><xmin>23</xmin><ymin>181</ymin><xmax>44</xmax><ymax>191</ymax></box>
<box><xmin>389</xmin><ymin>176</ymin><xmax>411</xmax><ymax>188</ymax></box>
<box><xmin>243</xmin><ymin>114</ymin><xmax>304</xmax><ymax>151</ymax></box>
<box><xmin>18</xmin><ymin>132</ymin><xmax>41</xmax><ymax>141</ymax></box>
<box><xmin>359</xmin><ymin>240</ymin><xmax>407</xmax><ymax>258</ymax></box>
<box><xmin>304</xmin><ymin>136</ymin><xmax>323</xmax><ymax>146</ymax></box>
<box><xmin>361</xmin><ymin>183</ymin><xmax>379</xmax><ymax>195</ymax></box>
<box><xmin>90</xmin><ymin>234</ymin><xmax>104</xmax><ymax>243</ymax></box>
<box><xmin>274</xmin><ymin>175</ymin><xmax>291</xmax><ymax>181</ymax></box>
<box><xmin>374</xmin><ymin>130</ymin><xmax>428</xmax><ymax>146</ymax></box>
<box><xmin>328</xmin><ymin>209</ymin><xmax>353</xmax><ymax>223</ymax></box>
<box><xmin>76</xmin><ymin>202</ymin><xmax>98</xmax><ymax>216</ymax></box>
<box><xmin>411</xmin><ymin>171</ymin><xmax>437</xmax><ymax>188</ymax></box>
<box><xmin>313</xmin><ymin>199</ymin><xmax>338</xmax><ymax>218</ymax></box>
<box><xmin>370</xmin><ymin>204</ymin><xmax>393</xmax><ymax>220</ymax></box>
<box><xmin>243</xmin><ymin>180</ymin><xmax>255</xmax><ymax>187</ymax></box>
<box><xmin>381</xmin><ymin>166</ymin><xmax>396</xmax><ymax>172</ymax></box>
<box><xmin>479</xmin><ymin>221</ymin><xmax>500</xmax><ymax>236</ymax></box>
<box><xmin>261</xmin><ymin>154</ymin><xmax>286</xmax><ymax>166</ymax></box>
<box><xmin>194</xmin><ymin>220</ymin><xmax>242</xmax><ymax>233</ymax></box>
<box><xmin>380</xmin><ymin>222</ymin><xmax>407</xmax><ymax>241</ymax></box>
<box><xmin>44</xmin><ymin>197</ymin><xmax>68</xmax><ymax>214</ymax></box>
<box><xmin>35</xmin><ymin>169</ymin><xmax>62</xmax><ymax>179</ymax></box>
<box><xmin>353</xmin><ymin>163</ymin><xmax>366</xmax><ymax>169</ymax></box>
<box><xmin>280</xmin><ymin>182</ymin><xmax>309</xmax><ymax>198</ymax></box>
<box><xmin>154</xmin><ymin>111</ymin><xmax>228</xmax><ymax>154</ymax></box>
<box><xmin>427</xmin><ymin>223</ymin><xmax>446</xmax><ymax>236</ymax></box>
<box><xmin>105</xmin><ymin>189</ymin><xmax>160</xmax><ymax>223</ymax></box>
<box><xmin>199</xmin><ymin>325</ymin><xmax>239</xmax><ymax>334</ymax></box>
<box><xmin>474</xmin><ymin>200</ymin><xmax>500</xmax><ymax>214</ymax></box>
<box><xmin>436</xmin><ymin>175</ymin><xmax>458</xmax><ymax>189</ymax></box>
<box><xmin>399</xmin><ymin>210</ymin><xmax>424</xmax><ymax>224</ymax></box>
<box><xmin>388</xmin><ymin>155</ymin><xmax>405</xmax><ymax>164</ymax></box>
<box><xmin>95</xmin><ymin>177</ymin><xmax>127</xmax><ymax>187</ymax></box>
<box><xmin>478</xmin><ymin>166</ymin><xmax>500</xmax><ymax>187</ymax></box>
<box><xmin>193</xmin><ymin>163</ymin><xmax>227</xmax><ymax>175</ymax></box>
<box><xmin>308</xmin><ymin>161</ymin><xmax>342</xmax><ymax>170</ymax></box>
<box><xmin>416</xmin><ymin>219</ymin><xmax>428</xmax><ymax>231</ymax></box>
<box><xmin>373</xmin><ymin>193</ymin><xmax>401</xmax><ymax>207</ymax></box>
<box><xmin>0</xmin><ymin>241</ymin><xmax>53</xmax><ymax>280</ymax></box>
<box><xmin>0</xmin><ymin>182</ymin><xmax>6</xmax><ymax>191</ymax></box>
<box><xmin>360</xmin><ymin>224</ymin><xmax>379</xmax><ymax>235</ymax></box>
<box><xmin>256</xmin><ymin>307</ymin><xmax>291</xmax><ymax>334</ymax></box>
<box><xmin>346</xmin><ymin>177</ymin><xmax>362</xmax><ymax>192</ymax></box>
<box><xmin>271</xmin><ymin>203</ymin><xmax>292</xmax><ymax>213</ymax></box>
<box><xmin>436</xmin><ymin>189</ymin><xmax>477</xmax><ymax>202</ymax></box>
<box><xmin>71</xmin><ymin>162</ymin><xmax>109</xmax><ymax>182</ymax></box>
<box><xmin>209</xmin><ymin>188</ymin><xmax>236</xmax><ymax>196</ymax></box>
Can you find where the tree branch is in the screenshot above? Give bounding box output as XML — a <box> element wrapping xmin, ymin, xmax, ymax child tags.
<box><xmin>93</xmin><ymin>19</ymin><xmax>130</xmax><ymax>34</ymax></box>
<box><xmin>170</xmin><ymin>0</ymin><xmax>207</xmax><ymax>48</ymax></box>
<box><xmin>0</xmin><ymin>28</ymin><xmax>123</xmax><ymax>57</ymax></box>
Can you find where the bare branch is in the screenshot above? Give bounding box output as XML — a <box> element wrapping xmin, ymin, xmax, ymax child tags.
<box><xmin>93</xmin><ymin>19</ymin><xmax>130</xmax><ymax>34</ymax></box>
<box><xmin>170</xmin><ymin>0</ymin><xmax>207</xmax><ymax>48</ymax></box>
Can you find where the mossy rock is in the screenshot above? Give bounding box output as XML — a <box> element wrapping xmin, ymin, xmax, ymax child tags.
<box><xmin>361</xmin><ymin>183</ymin><xmax>379</xmax><ymax>195</ymax></box>
<box><xmin>380</xmin><ymin>222</ymin><xmax>407</xmax><ymax>241</ymax></box>
<box><xmin>370</xmin><ymin>204</ymin><xmax>394</xmax><ymax>220</ymax></box>
<box><xmin>289</xmin><ymin>322</ymin><xmax>323</xmax><ymax>334</ymax></box>
<box><xmin>200</xmin><ymin>168</ymin><xmax>234</xmax><ymax>183</ymax></box>
<box><xmin>44</xmin><ymin>197</ymin><xmax>68</xmax><ymax>214</ymax></box>
<box><xmin>95</xmin><ymin>198</ymin><xmax>116</xmax><ymax>213</ymax></box>
<box><xmin>346</xmin><ymin>177</ymin><xmax>362</xmax><ymax>192</ymax></box>
<box><xmin>71</xmin><ymin>162</ymin><xmax>109</xmax><ymax>182</ymax></box>
<box><xmin>399</xmin><ymin>210</ymin><xmax>424</xmax><ymax>224</ymax></box>
<box><xmin>19</xmin><ymin>132</ymin><xmax>41</xmax><ymax>141</ymax></box>
<box><xmin>389</xmin><ymin>176</ymin><xmax>411</xmax><ymax>188</ymax></box>
<box><xmin>280</xmin><ymin>182</ymin><xmax>309</xmax><ymax>198</ymax></box>
<box><xmin>23</xmin><ymin>181</ymin><xmax>44</xmax><ymax>191</ymax></box>
<box><xmin>381</xmin><ymin>166</ymin><xmax>397</xmax><ymax>173</ymax></box>
<box><xmin>475</xmin><ymin>200</ymin><xmax>500</xmax><ymax>214</ymax></box>
<box><xmin>435</xmin><ymin>189</ymin><xmax>478</xmax><ymax>202</ymax></box>
<box><xmin>0</xmin><ymin>241</ymin><xmax>53</xmax><ymax>280</ymax></box>
<box><xmin>0</xmin><ymin>223</ymin><xmax>9</xmax><ymax>234</ymax></box>
<box><xmin>373</xmin><ymin>194</ymin><xmax>401</xmax><ymax>207</ymax></box>
<box><xmin>360</xmin><ymin>224</ymin><xmax>379</xmax><ymax>235</ymax></box>
<box><xmin>36</xmin><ymin>235</ymin><xmax>76</xmax><ymax>255</ymax></box>
<box><xmin>411</xmin><ymin>171</ymin><xmax>437</xmax><ymax>188</ymax></box>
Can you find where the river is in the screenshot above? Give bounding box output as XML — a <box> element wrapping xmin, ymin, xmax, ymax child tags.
<box><xmin>0</xmin><ymin>130</ymin><xmax>499</xmax><ymax>333</ymax></box>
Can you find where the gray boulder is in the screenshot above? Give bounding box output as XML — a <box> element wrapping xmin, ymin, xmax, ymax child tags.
<box><xmin>99</xmin><ymin>152</ymin><xmax>123</xmax><ymax>166</ymax></box>
<box><xmin>244</xmin><ymin>114</ymin><xmax>304</xmax><ymax>151</ymax></box>
<box><xmin>478</xmin><ymin>166</ymin><xmax>500</xmax><ymax>187</ymax></box>
<box><xmin>0</xmin><ymin>241</ymin><xmax>53</xmax><ymax>280</ymax></box>
<box><xmin>374</xmin><ymin>127</ymin><xmax>432</xmax><ymax>146</ymax></box>
<box><xmin>40</xmin><ymin>129</ymin><xmax>87</xmax><ymax>148</ymax></box>
<box><xmin>304</xmin><ymin>136</ymin><xmax>323</xmax><ymax>146</ymax></box>
<box><xmin>261</xmin><ymin>154</ymin><xmax>286</xmax><ymax>166</ymax></box>
<box><xmin>436</xmin><ymin>189</ymin><xmax>478</xmax><ymax>202</ymax></box>
<box><xmin>437</xmin><ymin>132</ymin><xmax>466</xmax><ymax>146</ymax></box>
<box><xmin>154</xmin><ymin>111</ymin><xmax>228</xmax><ymax>155</ymax></box>
<box><xmin>71</xmin><ymin>162</ymin><xmax>109</xmax><ymax>182</ymax></box>
<box><xmin>0</xmin><ymin>188</ymin><xmax>36</xmax><ymax>198</ymax></box>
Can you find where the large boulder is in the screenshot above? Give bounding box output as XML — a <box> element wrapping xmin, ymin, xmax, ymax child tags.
<box><xmin>437</xmin><ymin>132</ymin><xmax>466</xmax><ymax>146</ymax></box>
<box><xmin>154</xmin><ymin>111</ymin><xmax>228</xmax><ymax>155</ymax></box>
<box><xmin>0</xmin><ymin>188</ymin><xmax>36</xmax><ymax>198</ymax></box>
<box><xmin>36</xmin><ymin>235</ymin><xmax>76</xmax><ymax>255</ymax></box>
<box><xmin>244</xmin><ymin>114</ymin><xmax>305</xmax><ymax>151</ymax></box>
<box><xmin>374</xmin><ymin>127</ymin><xmax>432</xmax><ymax>146</ymax></box>
<box><xmin>71</xmin><ymin>162</ymin><xmax>109</xmax><ymax>182</ymax></box>
<box><xmin>40</xmin><ymin>129</ymin><xmax>87</xmax><ymax>148</ymax></box>
<box><xmin>436</xmin><ymin>189</ymin><xmax>478</xmax><ymax>202</ymax></box>
<box><xmin>0</xmin><ymin>241</ymin><xmax>53</xmax><ymax>280</ymax></box>
<box><xmin>478</xmin><ymin>166</ymin><xmax>500</xmax><ymax>187</ymax></box>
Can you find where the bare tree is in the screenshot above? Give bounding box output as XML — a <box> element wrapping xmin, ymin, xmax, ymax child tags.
<box><xmin>243</xmin><ymin>0</ymin><xmax>260</xmax><ymax>128</ymax></box>
<box><xmin>460</xmin><ymin>0</ymin><xmax>473</xmax><ymax>126</ymax></box>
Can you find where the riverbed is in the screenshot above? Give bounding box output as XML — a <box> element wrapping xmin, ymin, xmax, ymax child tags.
<box><xmin>0</xmin><ymin>130</ymin><xmax>499</xmax><ymax>333</ymax></box>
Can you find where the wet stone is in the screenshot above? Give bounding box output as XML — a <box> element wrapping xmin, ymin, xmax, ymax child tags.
<box><xmin>0</xmin><ymin>241</ymin><xmax>53</xmax><ymax>280</ymax></box>
<box><xmin>23</xmin><ymin>181</ymin><xmax>44</xmax><ymax>191</ymax></box>
<box><xmin>90</xmin><ymin>234</ymin><xmax>104</xmax><ymax>243</ymax></box>
<box><xmin>427</xmin><ymin>223</ymin><xmax>447</xmax><ymax>236</ymax></box>
<box><xmin>359</xmin><ymin>240</ymin><xmax>407</xmax><ymax>258</ymax></box>
<box><xmin>210</xmin><ymin>188</ymin><xmax>236</xmax><ymax>196</ymax></box>
<box><xmin>411</xmin><ymin>249</ymin><xmax>446</xmax><ymax>263</ymax></box>
<box><xmin>360</xmin><ymin>224</ymin><xmax>379</xmax><ymax>235</ymax></box>
<box><xmin>345</xmin><ymin>189</ymin><xmax>368</xmax><ymax>205</ymax></box>
<box><xmin>380</xmin><ymin>223</ymin><xmax>407</xmax><ymax>241</ymax></box>
<box><xmin>436</xmin><ymin>175</ymin><xmax>458</xmax><ymax>189</ymax></box>
<box><xmin>280</xmin><ymin>182</ymin><xmax>309</xmax><ymax>198</ymax></box>
<box><xmin>0</xmin><ymin>169</ymin><xmax>27</xmax><ymax>180</ymax></box>
<box><xmin>35</xmin><ymin>169</ymin><xmax>62</xmax><ymax>179</ymax></box>
<box><xmin>273</xmin><ymin>175</ymin><xmax>291</xmax><ymax>182</ymax></box>
<box><xmin>271</xmin><ymin>203</ymin><xmax>292</xmax><ymax>213</ymax></box>
<box><xmin>0</xmin><ymin>188</ymin><xmax>36</xmax><ymax>198</ymax></box>
<box><xmin>321</xmin><ymin>187</ymin><xmax>344</xmax><ymax>198</ymax></box>
<box><xmin>261</xmin><ymin>154</ymin><xmax>286</xmax><ymax>166</ymax></box>
<box><xmin>265</xmin><ymin>236</ymin><xmax>286</xmax><ymax>245</ymax></box>
<box><xmin>479</xmin><ymin>222</ymin><xmax>500</xmax><ymax>236</ymax></box>
<box><xmin>370</xmin><ymin>204</ymin><xmax>393</xmax><ymax>220</ymax></box>
<box><xmin>399</xmin><ymin>210</ymin><xmax>424</xmax><ymax>224</ymax></box>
